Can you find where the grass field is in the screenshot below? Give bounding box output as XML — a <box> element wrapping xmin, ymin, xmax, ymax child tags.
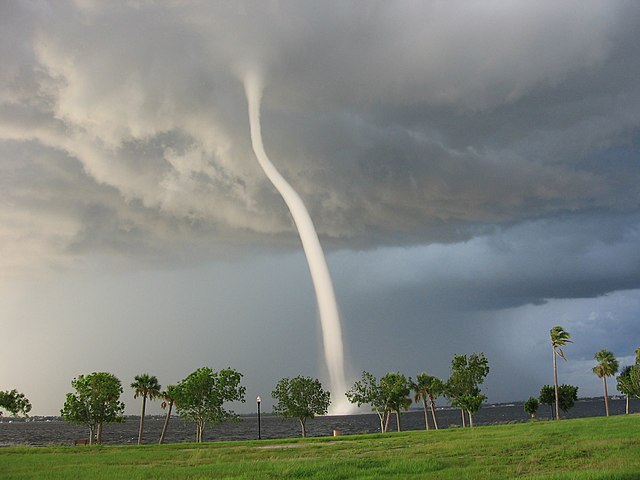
<box><xmin>1</xmin><ymin>415</ymin><xmax>639</xmax><ymax>479</ymax></box>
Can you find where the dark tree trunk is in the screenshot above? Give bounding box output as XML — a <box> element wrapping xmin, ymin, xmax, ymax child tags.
<box><xmin>138</xmin><ymin>396</ymin><xmax>147</xmax><ymax>445</ymax></box>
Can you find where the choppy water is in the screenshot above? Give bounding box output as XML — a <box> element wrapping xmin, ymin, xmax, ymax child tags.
<box><xmin>1</xmin><ymin>397</ymin><xmax>637</xmax><ymax>446</ymax></box>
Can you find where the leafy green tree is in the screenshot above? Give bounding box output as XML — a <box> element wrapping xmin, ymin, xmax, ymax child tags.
<box><xmin>524</xmin><ymin>397</ymin><xmax>539</xmax><ymax>419</ymax></box>
<box><xmin>60</xmin><ymin>372</ymin><xmax>125</xmax><ymax>444</ymax></box>
<box><xmin>446</xmin><ymin>353</ymin><xmax>490</xmax><ymax>427</ymax></box>
<box><xmin>617</xmin><ymin>365</ymin><xmax>640</xmax><ymax>414</ymax></box>
<box><xmin>0</xmin><ymin>389</ymin><xmax>32</xmax><ymax>417</ymax></box>
<box><xmin>174</xmin><ymin>367</ymin><xmax>246</xmax><ymax>443</ymax></box>
<box><xmin>615</xmin><ymin>346</ymin><xmax>640</xmax><ymax>404</ymax></box>
<box><xmin>617</xmin><ymin>366</ymin><xmax>633</xmax><ymax>415</ymax></box>
<box><xmin>617</xmin><ymin>364</ymin><xmax>640</xmax><ymax>415</ymax></box>
<box><xmin>592</xmin><ymin>349</ymin><xmax>619</xmax><ymax>417</ymax></box>
<box><xmin>158</xmin><ymin>384</ymin><xmax>178</xmax><ymax>444</ymax></box>
<box><xmin>539</xmin><ymin>385</ymin><xmax>556</xmax><ymax>419</ymax></box>
<box><xmin>380</xmin><ymin>372</ymin><xmax>411</xmax><ymax>432</ymax></box>
<box><xmin>633</xmin><ymin>366</ymin><xmax>640</xmax><ymax>390</ymax></box>
<box><xmin>550</xmin><ymin>325</ymin><xmax>572</xmax><ymax>420</ymax></box>
<box><xmin>539</xmin><ymin>384</ymin><xmax>578</xmax><ymax>418</ymax></box>
<box><xmin>411</xmin><ymin>373</ymin><xmax>444</xmax><ymax>430</ymax></box>
<box><xmin>131</xmin><ymin>373</ymin><xmax>161</xmax><ymax>445</ymax></box>
<box><xmin>272</xmin><ymin>376</ymin><xmax>330</xmax><ymax>438</ymax></box>
<box><xmin>630</xmin><ymin>366</ymin><xmax>640</xmax><ymax>397</ymax></box>
<box><xmin>346</xmin><ymin>371</ymin><xmax>390</xmax><ymax>433</ymax></box>
<box><xmin>557</xmin><ymin>384</ymin><xmax>578</xmax><ymax>413</ymax></box>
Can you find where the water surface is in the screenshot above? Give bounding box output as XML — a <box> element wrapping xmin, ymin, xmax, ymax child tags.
<box><xmin>1</xmin><ymin>397</ymin><xmax>636</xmax><ymax>446</ymax></box>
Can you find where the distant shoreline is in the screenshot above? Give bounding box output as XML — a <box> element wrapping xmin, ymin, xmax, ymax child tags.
<box><xmin>1</xmin><ymin>396</ymin><xmax>631</xmax><ymax>423</ymax></box>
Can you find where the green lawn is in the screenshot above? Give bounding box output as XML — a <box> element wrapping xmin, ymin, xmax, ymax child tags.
<box><xmin>1</xmin><ymin>415</ymin><xmax>639</xmax><ymax>479</ymax></box>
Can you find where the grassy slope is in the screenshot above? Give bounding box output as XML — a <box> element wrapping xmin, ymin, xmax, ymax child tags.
<box><xmin>1</xmin><ymin>415</ymin><xmax>639</xmax><ymax>480</ymax></box>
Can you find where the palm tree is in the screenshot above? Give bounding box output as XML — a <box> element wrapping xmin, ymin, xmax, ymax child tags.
<box><xmin>131</xmin><ymin>373</ymin><xmax>161</xmax><ymax>445</ymax></box>
<box><xmin>550</xmin><ymin>326</ymin><xmax>572</xmax><ymax>420</ymax></box>
<box><xmin>158</xmin><ymin>384</ymin><xmax>178</xmax><ymax>444</ymax></box>
<box><xmin>593</xmin><ymin>349</ymin><xmax>619</xmax><ymax>417</ymax></box>
<box><xmin>412</xmin><ymin>373</ymin><xmax>443</xmax><ymax>430</ymax></box>
<box><xmin>617</xmin><ymin>365</ymin><xmax>634</xmax><ymax>415</ymax></box>
<box><xmin>412</xmin><ymin>374</ymin><xmax>431</xmax><ymax>430</ymax></box>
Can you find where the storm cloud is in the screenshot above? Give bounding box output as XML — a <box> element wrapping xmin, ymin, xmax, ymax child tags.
<box><xmin>1</xmin><ymin>1</ymin><xmax>639</xmax><ymax>415</ymax></box>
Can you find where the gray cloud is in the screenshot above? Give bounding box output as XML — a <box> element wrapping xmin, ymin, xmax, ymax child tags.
<box><xmin>2</xmin><ymin>1</ymin><xmax>640</xmax><ymax>414</ymax></box>
<box><xmin>331</xmin><ymin>211</ymin><xmax>640</xmax><ymax>316</ymax></box>
<box><xmin>2</xmin><ymin>1</ymin><xmax>639</xmax><ymax>271</ymax></box>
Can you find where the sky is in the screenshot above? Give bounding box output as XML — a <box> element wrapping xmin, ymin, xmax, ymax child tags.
<box><xmin>1</xmin><ymin>1</ymin><xmax>639</xmax><ymax>416</ymax></box>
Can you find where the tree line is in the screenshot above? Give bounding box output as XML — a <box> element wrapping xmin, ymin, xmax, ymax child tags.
<box><xmin>0</xmin><ymin>351</ymin><xmax>493</xmax><ymax>442</ymax></box>
<box><xmin>2</xmin><ymin>328</ymin><xmax>639</xmax><ymax>443</ymax></box>
<box><xmin>346</xmin><ymin>352</ymin><xmax>490</xmax><ymax>433</ymax></box>
<box><xmin>57</xmin><ymin>367</ymin><xmax>246</xmax><ymax>445</ymax></box>
<box><xmin>523</xmin><ymin>327</ymin><xmax>640</xmax><ymax>420</ymax></box>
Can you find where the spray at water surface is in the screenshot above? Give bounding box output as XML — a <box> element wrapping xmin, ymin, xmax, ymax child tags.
<box><xmin>243</xmin><ymin>72</ymin><xmax>351</xmax><ymax>413</ymax></box>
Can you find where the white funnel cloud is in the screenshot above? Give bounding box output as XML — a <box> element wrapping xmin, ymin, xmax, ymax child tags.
<box><xmin>244</xmin><ymin>71</ymin><xmax>352</xmax><ymax>414</ymax></box>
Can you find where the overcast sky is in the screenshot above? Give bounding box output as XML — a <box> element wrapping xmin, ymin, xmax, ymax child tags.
<box><xmin>2</xmin><ymin>1</ymin><xmax>640</xmax><ymax>416</ymax></box>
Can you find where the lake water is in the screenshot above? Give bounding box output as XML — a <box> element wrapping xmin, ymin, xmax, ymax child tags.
<box><xmin>1</xmin><ymin>397</ymin><xmax>637</xmax><ymax>446</ymax></box>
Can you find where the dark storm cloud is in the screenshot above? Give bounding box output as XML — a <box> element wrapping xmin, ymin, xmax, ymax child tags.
<box><xmin>2</xmin><ymin>1</ymin><xmax>640</xmax><ymax>413</ymax></box>
<box><xmin>331</xmin><ymin>210</ymin><xmax>640</xmax><ymax>317</ymax></box>
<box><xmin>2</xmin><ymin>1</ymin><xmax>639</xmax><ymax>272</ymax></box>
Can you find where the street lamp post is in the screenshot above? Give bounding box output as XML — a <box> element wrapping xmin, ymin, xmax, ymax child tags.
<box><xmin>256</xmin><ymin>396</ymin><xmax>262</xmax><ymax>440</ymax></box>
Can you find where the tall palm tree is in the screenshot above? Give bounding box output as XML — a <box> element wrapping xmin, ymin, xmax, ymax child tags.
<box><xmin>411</xmin><ymin>373</ymin><xmax>443</xmax><ymax>430</ymax></box>
<box><xmin>158</xmin><ymin>384</ymin><xmax>178</xmax><ymax>444</ymax></box>
<box><xmin>412</xmin><ymin>374</ymin><xmax>431</xmax><ymax>430</ymax></box>
<box><xmin>593</xmin><ymin>349</ymin><xmax>619</xmax><ymax>417</ymax></box>
<box><xmin>550</xmin><ymin>326</ymin><xmax>572</xmax><ymax>420</ymax></box>
<box><xmin>131</xmin><ymin>373</ymin><xmax>161</xmax><ymax>445</ymax></box>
